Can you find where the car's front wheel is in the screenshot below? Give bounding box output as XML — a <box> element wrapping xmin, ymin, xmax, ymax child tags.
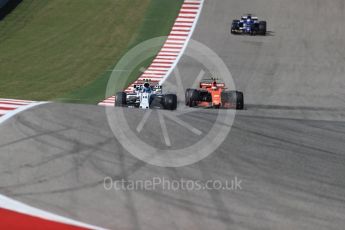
<box><xmin>259</xmin><ymin>21</ymin><xmax>267</xmax><ymax>35</ymax></box>
<box><xmin>189</xmin><ymin>89</ymin><xmax>200</xmax><ymax>107</ymax></box>
<box><xmin>163</xmin><ymin>94</ymin><xmax>177</xmax><ymax>110</ymax></box>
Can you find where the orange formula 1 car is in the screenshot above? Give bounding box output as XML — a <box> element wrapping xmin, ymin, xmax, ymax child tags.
<box><xmin>185</xmin><ymin>79</ymin><xmax>244</xmax><ymax>110</ymax></box>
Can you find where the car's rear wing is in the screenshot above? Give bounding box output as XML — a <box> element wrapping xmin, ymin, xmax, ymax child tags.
<box><xmin>241</xmin><ymin>15</ymin><xmax>258</xmax><ymax>20</ymax></box>
<box><xmin>134</xmin><ymin>79</ymin><xmax>160</xmax><ymax>85</ymax></box>
<box><xmin>133</xmin><ymin>80</ymin><xmax>162</xmax><ymax>92</ymax></box>
<box><xmin>200</xmin><ymin>80</ymin><xmax>225</xmax><ymax>88</ymax></box>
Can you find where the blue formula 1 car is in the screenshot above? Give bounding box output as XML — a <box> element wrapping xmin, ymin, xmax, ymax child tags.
<box><xmin>231</xmin><ymin>14</ymin><xmax>267</xmax><ymax>36</ymax></box>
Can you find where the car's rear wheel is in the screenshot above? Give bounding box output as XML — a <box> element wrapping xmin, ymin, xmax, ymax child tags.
<box><xmin>189</xmin><ymin>89</ymin><xmax>200</xmax><ymax>107</ymax></box>
<box><xmin>185</xmin><ymin>88</ymin><xmax>194</xmax><ymax>106</ymax></box>
<box><xmin>259</xmin><ymin>21</ymin><xmax>266</xmax><ymax>35</ymax></box>
<box><xmin>231</xmin><ymin>20</ymin><xmax>239</xmax><ymax>34</ymax></box>
<box><xmin>115</xmin><ymin>92</ymin><xmax>126</xmax><ymax>106</ymax></box>
<box><xmin>235</xmin><ymin>91</ymin><xmax>244</xmax><ymax>109</ymax></box>
<box><xmin>149</xmin><ymin>94</ymin><xmax>158</xmax><ymax>106</ymax></box>
<box><xmin>250</xmin><ymin>24</ymin><xmax>257</xmax><ymax>36</ymax></box>
<box><xmin>186</xmin><ymin>89</ymin><xmax>199</xmax><ymax>107</ymax></box>
<box><xmin>163</xmin><ymin>94</ymin><xmax>177</xmax><ymax>110</ymax></box>
<box><xmin>221</xmin><ymin>91</ymin><xmax>244</xmax><ymax>110</ymax></box>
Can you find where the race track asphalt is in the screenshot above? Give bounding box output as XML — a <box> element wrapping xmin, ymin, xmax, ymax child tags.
<box><xmin>1</xmin><ymin>0</ymin><xmax>345</xmax><ymax>229</ymax></box>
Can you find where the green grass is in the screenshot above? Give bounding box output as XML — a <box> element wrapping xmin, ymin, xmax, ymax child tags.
<box><xmin>0</xmin><ymin>0</ymin><xmax>183</xmax><ymax>103</ymax></box>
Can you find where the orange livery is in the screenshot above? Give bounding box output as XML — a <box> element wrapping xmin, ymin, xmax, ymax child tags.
<box><xmin>185</xmin><ymin>78</ymin><xmax>244</xmax><ymax>109</ymax></box>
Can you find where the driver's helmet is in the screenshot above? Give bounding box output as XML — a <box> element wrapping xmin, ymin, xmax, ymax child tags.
<box><xmin>212</xmin><ymin>80</ymin><xmax>217</xmax><ymax>90</ymax></box>
<box><xmin>142</xmin><ymin>82</ymin><xmax>152</xmax><ymax>93</ymax></box>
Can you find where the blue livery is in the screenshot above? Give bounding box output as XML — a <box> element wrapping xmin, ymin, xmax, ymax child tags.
<box><xmin>231</xmin><ymin>14</ymin><xmax>267</xmax><ymax>36</ymax></box>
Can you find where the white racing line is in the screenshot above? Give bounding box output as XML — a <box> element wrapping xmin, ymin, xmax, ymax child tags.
<box><xmin>0</xmin><ymin>99</ymin><xmax>48</xmax><ymax>125</ymax></box>
<box><xmin>0</xmin><ymin>99</ymin><xmax>107</xmax><ymax>229</ymax></box>
<box><xmin>0</xmin><ymin>195</ymin><xmax>106</xmax><ymax>230</ymax></box>
<box><xmin>0</xmin><ymin>99</ymin><xmax>108</xmax><ymax>230</ymax></box>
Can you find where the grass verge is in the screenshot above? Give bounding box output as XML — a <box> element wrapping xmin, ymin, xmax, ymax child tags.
<box><xmin>62</xmin><ymin>0</ymin><xmax>183</xmax><ymax>104</ymax></box>
<box><xmin>0</xmin><ymin>0</ymin><xmax>183</xmax><ymax>103</ymax></box>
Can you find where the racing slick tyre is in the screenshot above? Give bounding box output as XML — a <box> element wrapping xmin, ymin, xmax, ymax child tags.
<box><xmin>188</xmin><ymin>89</ymin><xmax>200</xmax><ymax>107</ymax></box>
<box><xmin>149</xmin><ymin>94</ymin><xmax>160</xmax><ymax>108</ymax></box>
<box><xmin>185</xmin><ymin>88</ymin><xmax>194</xmax><ymax>106</ymax></box>
<box><xmin>235</xmin><ymin>91</ymin><xmax>244</xmax><ymax>109</ymax></box>
<box><xmin>259</xmin><ymin>21</ymin><xmax>266</xmax><ymax>35</ymax></box>
<box><xmin>221</xmin><ymin>91</ymin><xmax>244</xmax><ymax>110</ymax></box>
<box><xmin>231</xmin><ymin>20</ymin><xmax>240</xmax><ymax>34</ymax></box>
<box><xmin>163</xmin><ymin>94</ymin><xmax>177</xmax><ymax>110</ymax></box>
<box><xmin>250</xmin><ymin>24</ymin><xmax>257</xmax><ymax>36</ymax></box>
<box><xmin>115</xmin><ymin>92</ymin><xmax>127</xmax><ymax>107</ymax></box>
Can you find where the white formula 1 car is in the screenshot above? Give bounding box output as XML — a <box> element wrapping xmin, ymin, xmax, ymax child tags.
<box><xmin>115</xmin><ymin>80</ymin><xmax>177</xmax><ymax>110</ymax></box>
